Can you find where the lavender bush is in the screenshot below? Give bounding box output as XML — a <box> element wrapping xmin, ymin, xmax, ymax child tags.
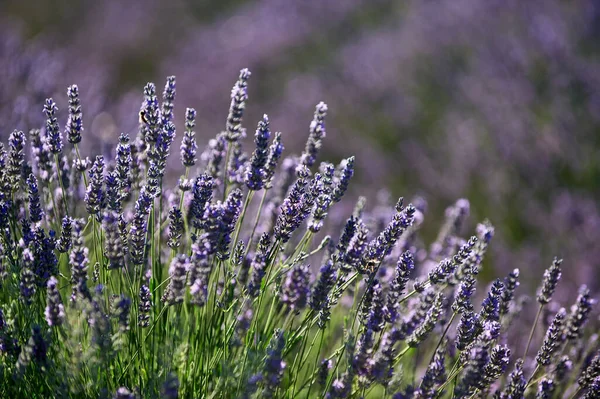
<box><xmin>0</xmin><ymin>70</ymin><xmax>598</xmax><ymax>398</ymax></box>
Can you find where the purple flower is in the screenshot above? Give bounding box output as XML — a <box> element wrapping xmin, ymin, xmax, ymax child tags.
<box><xmin>247</xmin><ymin>233</ymin><xmax>270</xmax><ymax>298</ymax></box>
<box><xmin>29</xmin><ymin>129</ymin><xmax>52</xmax><ymax>183</ymax></box>
<box><xmin>456</xmin><ymin>310</ymin><xmax>478</xmax><ymax>351</ymax></box>
<box><xmin>7</xmin><ymin>130</ymin><xmax>25</xmax><ymax>192</ymax></box>
<box><xmin>129</xmin><ymin>187</ymin><xmax>153</xmax><ymax>266</ymax></box>
<box><xmin>16</xmin><ymin>325</ymin><xmax>48</xmax><ymax>373</ymax></box>
<box><xmin>365</xmin><ymin>282</ymin><xmax>385</xmax><ymax>332</ymax></box>
<box><xmin>162</xmin><ymin>255</ymin><xmax>189</xmax><ymax>306</ymax></box>
<box><xmin>496</xmin><ymin>359</ymin><xmax>526</xmax><ymax>399</ymax></box>
<box><xmin>205</xmin><ymin>133</ymin><xmax>227</xmax><ymax>184</ymax></box>
<box><xmin>386</xmin><ymin>250</ymin><xmax>415</xmax><ymax>323</ymax></box>
<box><xmin>566</xmin><ymin>285</ymin><xmax>595</xmax><ymax>342</ymax></box>
<box><xmin>281</xmin><ymin>263</ymin><xmax>311</xmax><ymax>312</ymax></box>
<box><xmin>360</xmin><ymin>201</ymin><xmax>416</xmax><ymax>274</ymax></box>
<box><xmin>260</xmin><ymin>329</ymin><xmax>286</xmax><ymax>398</ymax></box>
<box><xmin>274</xmin><ymin>166</ymin><xmax>311</xmax><ymax>243</ymax></box>
<box><xmin>161</xmin><ymin>76</ymin><xmax>176</xmax><ymax>124</ymax></box>
<box><xmin>115</xmin><ymin>133</ymin><xmax>132</xmax><ymax>200</ymax></box>
<box><xmin>536</xmin><ymin>308</ymin><xmax>566</xmax><ymax>366</ymax></box>
<box><xmin>85</xmin><ymin>155</ymin><xmax>105</xmax><ymax>219</ymax></box>
<box><xmin>138</xmin><ymin>285</ymin><xmax>152</xmax><ymax>327</ymax></box>
<box><xmin>113</xmin><ymin>387</ymin><xmax>138</xmax><ymax>399</ymax></box>
<box><xmin>225</xmin><ymin>68</ymin><xmax>251</xmax><ymax>142</ymax></box>
<box><xmin>114</xmin><ymin>295</ymin><xmax>131</xmax><ymax>332</ymax></box>
<box><xmin>181</xmin><ymin>108</ymin><xmax>197</xmax><ymax>167</ymax></box>
<box><xmin>70</xmin><ymin>218</ymin><xmax>90</xmax><ymax>302</ymax></box>
<box><xmin>537</xmin><ymin>257</ymin><xmax>562</xmax><ymax>305</ymax></box>
<box><xmin>408</xmin><ymin>292</ymin><xmax>444</xmax><ymax>347</ymax></box>
<box><xmin>536</xmin><ymin>378</ymin><xmax>555</xmax><ymax>399</ymax></box>
<box><xmin>331</xmin><ymin>156</ymin><xmax>354</xmax><ymax>203</ymax></box>
<box><xmin>190</xmin><ymin>173</ymin><xmax>214</xmax><ymax>230</ymax></box>
<box><xmin>161</xmin><ymin>373</ymin><xmax>179</xmax><ymax>399</ymax></box>
<box><xmin>167</xmin><ymin>207</ymin><xmax>183</xmax><ymax>249</ymax></box>
<box><xmin>66</xmin><ymin>85</ymin><xmax>83</xmax><ymax>144</ymax></box>
<box><xmin>245</xmin><ymin>114</ymin><xmax>271</xmax><ymax>191</ymax></box>
<box><xmin>27</xmin><ymin>173</ymin><xmax>44</xmax><ymax>224</ymax></box>
<box><xmin>43</xmin><ymin>98</ymin><xmax>62</xmax><ymax>154</ymax></box>
<box><xmin>480</xmin><ymin>280</ymin><xmax>504</xmax><ymax>322</ymax></box>
<box><xmin>453</xmin><ymin>273</ymin><xmax>476</xmax><ymax>314</ymax></box>
<box><xmin>45</xmin><ymin>276</ymin><xmax>65</xmax><ymax>327</ymax></box>
<box><xmin>141</xmin><ymin>82</ymin><xmax>161</xmax><ymax>145</ymax></box>
<box><xmin>499</xmin><ymin>268</ymin><xmax>520</xmax><ymax>316</ymax></box>
<box><xmin>299</xmin><ymin>102</ymin><xmax>327</xmax><ymax>169</ymax></box>
<box><xmin>309</xmin><ymin>260</ymin><xmax>337</xmax><ymax>315</ymax></box>
<box><xmin>417</xmin><ymin>343</ymin><xmax>446</xmax><ymax>398</ymax></box>
<box><xmin>103</xmin><ymin>210</ymin><xmax>125</xmax><ymax>269</ymax></box>
<box><xmin>336</xmin><ymin>215</ymin><xmax>358</xmax><ymax>261</ymax></box>
<box><xmin>56</xmin><ymin>216</ymin><xmax>72</xmax><ymax>253</ymax></box>
<box><xmin>263</xmin><ymin>132</ymin><xmax>284</xmax><ymax>188</ymax></box>
<box><xmin>105</xmin><ymin>171</ymin><xmax>122</xmax><ymax>212</ymax></box>
<box><xmin>19</xmin><ymin>247</ymin><xmax>36</xmax><ymax>304</ymax></box>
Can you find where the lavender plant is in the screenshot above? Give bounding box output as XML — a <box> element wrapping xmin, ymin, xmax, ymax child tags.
<box><xmin>0</xmin><ymin>69</ymin><xmax>597</xmax><ymax>399</ymax></box>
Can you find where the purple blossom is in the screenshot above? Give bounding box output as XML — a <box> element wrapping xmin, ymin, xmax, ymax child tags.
<box><xmin>331</xmin><ymin>156</ymin><xmax>354</xmax><ymax>203</ymax></box>
<box><xmin>245</xmin><ymin>114</ymin><xmax>271</xmax><ymax>191</ymax></box>
<box><xmin>45</xmin><ymin>276</ymin><xmax>65</xmax><ymax>327</ymax></box>
<box><xmin>138</xmin><ymin>285</ymin><xmax>152</xmax><ymax>327</ymax></box>
<box><xmin>43</xmin><ymin>98</ymin><xmax>62</xmax><ymax>154</ymax></box>
<box><xmin>190</xmin><ymin>173</ymin><xmax>214</xmax><ymax>230</ymax></box>
<box><xmin>225</xmin><ymin>68</ymin><xmax>251</xmax><ymax>142</ymax></box>
<box><xmin>103</xmin><ymin>210</ymin><xmax>125</xmax><ymax>269</ymax></box>
<box><xmin>181</xmin><ymin>108</ymin><xmax>197</xmax><ymax>167</ymax></box>
<box><xmin>162</xmin><ymin>255</ymin><xmax>189</xmax><ymax>306</ymax></box>
<box><xmin>299</xmin><ymin>102</ymin><xmax>327</xmax><ymax>169</ymax></box>
<box><xmin>281</xmin><ymin>263</ymin><xmax>311</xmax><ymax>312</ymax></box>
<box><xmin>260</xmin><ymin>329</ymin><xmax>286</xmax><ymax>398</ymax></box>
<box><xmin>27</xmin><ymin>173</ymin><xmax>44</xmax><ymax>224</ymax></box>
<box><xmin>263</xmin><ymin>132</ymin><xmax>284</xmax><ymax>188</ymax></box>
<box><xmin>537</xmin><ymin>257</ymin><xmax>562</xmax><ymax>305</ymax></box>
<box><xmin>161</xmin><ymin>76</ymin><xmax>176</xmax><ymax>124</ymax></box>
<box><xmin>309</xmin><ymin>260</ymin><xmax>337</xmax><ymax>315</ymax></box>
<box><xmin>85</xmin><ymin>155</ymin><xmax>105</xmax><ymax>219</ymax></box>
<box><xmin>247</xmin><ymin>233</ymin><xmax>270</xmax><ymax>298</ymax></box>
<box><xmin>65</xmin><ymin>85</ymin><xmax>83</xmax><ymax>144</ymax></box>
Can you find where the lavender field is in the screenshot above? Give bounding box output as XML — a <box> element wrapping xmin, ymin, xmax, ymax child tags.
<box><xmin>0</xmin><ymin>1</ymin><xmax>599</xmax><ymax>398</ymax></box>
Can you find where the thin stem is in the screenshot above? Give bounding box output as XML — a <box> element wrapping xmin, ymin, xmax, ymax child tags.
<box><xmin>524</xmin><ymin>304</ymin><xmax>544</xmax><ymax>360</ymax></box>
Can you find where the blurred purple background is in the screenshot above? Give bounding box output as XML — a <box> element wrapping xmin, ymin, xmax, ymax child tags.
<box><xmin>1</xmin><ymin>0</ymin><xmax>599</xmax><ymax>297</ymax></box>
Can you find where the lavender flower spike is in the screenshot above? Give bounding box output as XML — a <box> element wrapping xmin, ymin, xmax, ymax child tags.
<box><xmin>161</xmin><ymin>76</ymin><xmax>176</xmax><ymax>124</ymax></box>
<box><xmin>27</xmin><ymin>173</ymin><xmax>44</xmax><ymax>224</ymax></box>
<box><xmin>181</xmin><ymin>108</ymin><xmax>198</xmax><ymax>167</ymax></box>
<box><xmin>536</xmin><ymin>308</ymin><xmax>566</xmax><ymax>366</ymax></box>
<box><xmin>245</xmin><ymin>114</ymin><xmax>271</xmax><ymax>191</ymax></box>
<box><xmin>300</xmin><ymin>102</ymin><xmax>327</xmax><ymax>169</ymax></box>
<box><xmin>331</xmin><ymin>156</ymin><xmax>354</xmax><ymax>203</ymax></box>
<box><xmin>45</xmin><ymin>276</ymin><xmax>65</xmax><ymax>327</ymax></box>
<box><xmin>565</xmin><ymin>285</ymin><xmax>595</xmax><ymax>342</ymax></box>
<box><xmin>537</xmin><ymin>257</ymin><xmax>562</xmax><ymax>305</ymax></box>
<box><xmin>260</xmin><ymin>329</ymin><xmax>286</xmax><ymax>398</ymax></box>
<box><xmin>225</xmin><ymin>68</ymin><xmax>251</xmax><ymax>142</ymax></box>
<box><xmin>281</xmin><ymin>263</ymin><xmax>311</xmax><ymax>312</ymax></box>
<box><xmin>66</xmin><ymin>84</ymin><xmax>83</xmax><ymax>144</ymax></box>
<box><xmin>7</xmin><ymin>130</ymin><xmax>25</xmax><ymax>192</ymax></box>
<box><xmin>85</xmin><ymin>155</ymin><xmax>105</xmax><ymax>219</ymax></box>
<box><xmin>162</xmin><ymin>255</ymin><xmax>189</xmax><ymax>306</ymax></box>
<box><xmin>43</xmin><ymin>98</ymin><xmax>62</xmax><ymax>154</ymax></box>
<box><xmin>138</xmin><ymin>285</ymin><xmax>152</xmax><ymax>327</ymax></box>
<box><xmin>263</xmin><ymin>132</ymin><xmax>284</xmax><ymax>188</ymax></box>
<box><xmin>190</xmin><ymin>173</ymin><xmax>214</xmax><ymax>230</ymax></box>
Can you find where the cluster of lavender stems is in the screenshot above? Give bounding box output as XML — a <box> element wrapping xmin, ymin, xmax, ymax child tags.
<box><xmin>0</xmin><ymin>68</ymin><xmax>597</xmax><ymax>399</ymax></box>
